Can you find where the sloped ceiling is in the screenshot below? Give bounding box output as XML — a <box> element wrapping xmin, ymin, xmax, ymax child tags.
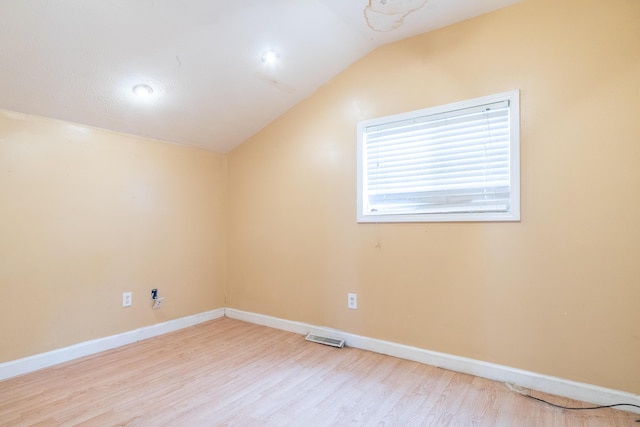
<box><xmin>0</xmin><ymin>0</ymin><xmax>520</xmax><ymax>153</ymax></box>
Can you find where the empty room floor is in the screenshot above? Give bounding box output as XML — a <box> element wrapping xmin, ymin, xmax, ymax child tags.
<box><xmin>0</xmin><ymin>317</ymin><xmax>637</xmax><ymax>426</ymax></box>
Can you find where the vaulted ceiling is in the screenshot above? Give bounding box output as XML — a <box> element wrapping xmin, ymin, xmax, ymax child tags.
<box><xmin>0</xmin><ymin>0</ymin><xmax>520</xmax><ymax>153</ymax></box>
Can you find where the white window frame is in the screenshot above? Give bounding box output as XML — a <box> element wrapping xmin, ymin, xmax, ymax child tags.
<box><xmin>357</xmin><ymin>90</ymin><xmax>520</xmax><ymax>223</ymax></box>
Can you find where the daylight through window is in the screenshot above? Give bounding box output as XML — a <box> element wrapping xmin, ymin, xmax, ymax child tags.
<box><xmin>357</xmin><ymin>90</ymin><xmax>520</xmax><ymax>222</ymax></box>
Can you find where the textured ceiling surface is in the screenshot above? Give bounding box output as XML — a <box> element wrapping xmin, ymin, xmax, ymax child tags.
<box><xmin>0</xmin><ymin>0</ymin><xmax>520</xmax><ymax>153</ymax></box>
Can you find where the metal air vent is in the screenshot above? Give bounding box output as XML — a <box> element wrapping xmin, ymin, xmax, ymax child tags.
<box><xmin>305</xmin><ymin>334</ymin><xmax>345</xmax><ymax>348</ymax></box>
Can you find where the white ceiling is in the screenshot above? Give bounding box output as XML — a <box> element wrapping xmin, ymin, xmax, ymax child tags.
<box><xmin>0</xmin><ymin>0</ymin><xmax>520</xmax><ymax>153</ymax></box>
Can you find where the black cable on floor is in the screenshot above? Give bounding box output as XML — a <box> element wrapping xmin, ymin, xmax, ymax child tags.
<box><xmin>523</xmin><ymin>394</ymin><xmax>640</xmax><ymax>422</ymax></box>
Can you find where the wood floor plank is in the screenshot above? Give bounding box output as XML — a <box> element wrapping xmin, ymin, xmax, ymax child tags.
<box><xmin>0</xmin><ymin>317</ymin><xmax>637</xmax><ymax>426</ymax></box>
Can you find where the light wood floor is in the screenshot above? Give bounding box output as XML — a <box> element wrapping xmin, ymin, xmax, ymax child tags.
<box><xmin>0</xmin><ymin>317</ymin><xmax>637</xmax><ymax>426</ymax></box>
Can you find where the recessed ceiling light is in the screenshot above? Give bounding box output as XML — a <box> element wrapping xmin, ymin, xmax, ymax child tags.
<box><xmin>132</xmin><ymin>84</ymin><xmax>154</xmax><ymax>97</ymax></box>
<box><xmin>261</xmin><ymin>50</ymin><xmax>279</xmax><ymax>65</ymax></box>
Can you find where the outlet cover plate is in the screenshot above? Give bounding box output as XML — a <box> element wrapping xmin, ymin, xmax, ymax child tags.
<box><xmin>348</xmin><ymin>293</ymin><xmax>357</xmax><ymax>309</ymax></box>
<box><xmin>123</xmin><ymin>292</ymin><xmax>132</xmax><ymax>307</ymax></box>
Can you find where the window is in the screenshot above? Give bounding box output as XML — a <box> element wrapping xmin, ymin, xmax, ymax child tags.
<box><xmin>357</xmin><ymin>90</ymin><xmax>520</xmax><ymax>223</ymax></box>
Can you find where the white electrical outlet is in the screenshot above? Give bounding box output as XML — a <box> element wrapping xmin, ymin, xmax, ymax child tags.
<box><xmin>153</xmin><ymin>297</ymin><xmax>165</xmax><ymax>309</ymax></box>
<box><xmin>122</xmin><ymin>292</ymin><xmax>132</xmax><ymax>307</ymax></box>
<box><xmin>347</xmin><ymin>293</ymin><xmax>357</xmax><ymax>309</ymax></box>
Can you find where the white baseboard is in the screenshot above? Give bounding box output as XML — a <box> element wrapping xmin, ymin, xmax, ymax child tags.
<box><xmin>3</xmin><ymin>307</ymin><xmax>638</xmax><ymax>415</ymax></box>
<box><xmin>0</xmin><ymin>308</ymin><xmax>225</xmax><ymax>382</ymax></box>
<box><xmin>225</xmin><ymin>308</ymin><xmax>640</xmax><ymax>414</ymax></box>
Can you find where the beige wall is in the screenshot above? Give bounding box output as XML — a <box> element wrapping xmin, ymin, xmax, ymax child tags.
<box><xmin>1</xmin><ymin>0</ymin><xmax>638</xmax><ymax>397</ymax></box>
<box><xmin>227</xmin><ymin>0</ymin><xmax>640</xmax><ymax>394</ymax></box>
<box><xmin>0</xmin><ymin>110</ymin><xmax>227</xmax><ymax>362</ymax></box>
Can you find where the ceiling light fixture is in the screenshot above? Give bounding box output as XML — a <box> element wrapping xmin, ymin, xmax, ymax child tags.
<box><xmin>132</xmin><ymin>84</ymin><xmax>154</xmax><ymax>97</ymax></box>
<box><xmin>261</xmin><ymin>50</ymin><xmax>279</xmax><ymax>65</ymax></box>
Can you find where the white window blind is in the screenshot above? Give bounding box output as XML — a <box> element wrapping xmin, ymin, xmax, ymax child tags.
<box><xmin>357</xmin><ymin>91</ymin><xmax>520</xmax><ymax>222</ymax></box>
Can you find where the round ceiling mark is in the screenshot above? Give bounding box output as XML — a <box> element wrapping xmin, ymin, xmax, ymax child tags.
<box><xmin>132</xmin><ymin>84</ymin><xmax>154</xmax><ymax>97</ymax></box>
<box><xmin>261</xmin><ymin>50</ymin><xmax>279</xmax><ymax>65</ymax></box>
